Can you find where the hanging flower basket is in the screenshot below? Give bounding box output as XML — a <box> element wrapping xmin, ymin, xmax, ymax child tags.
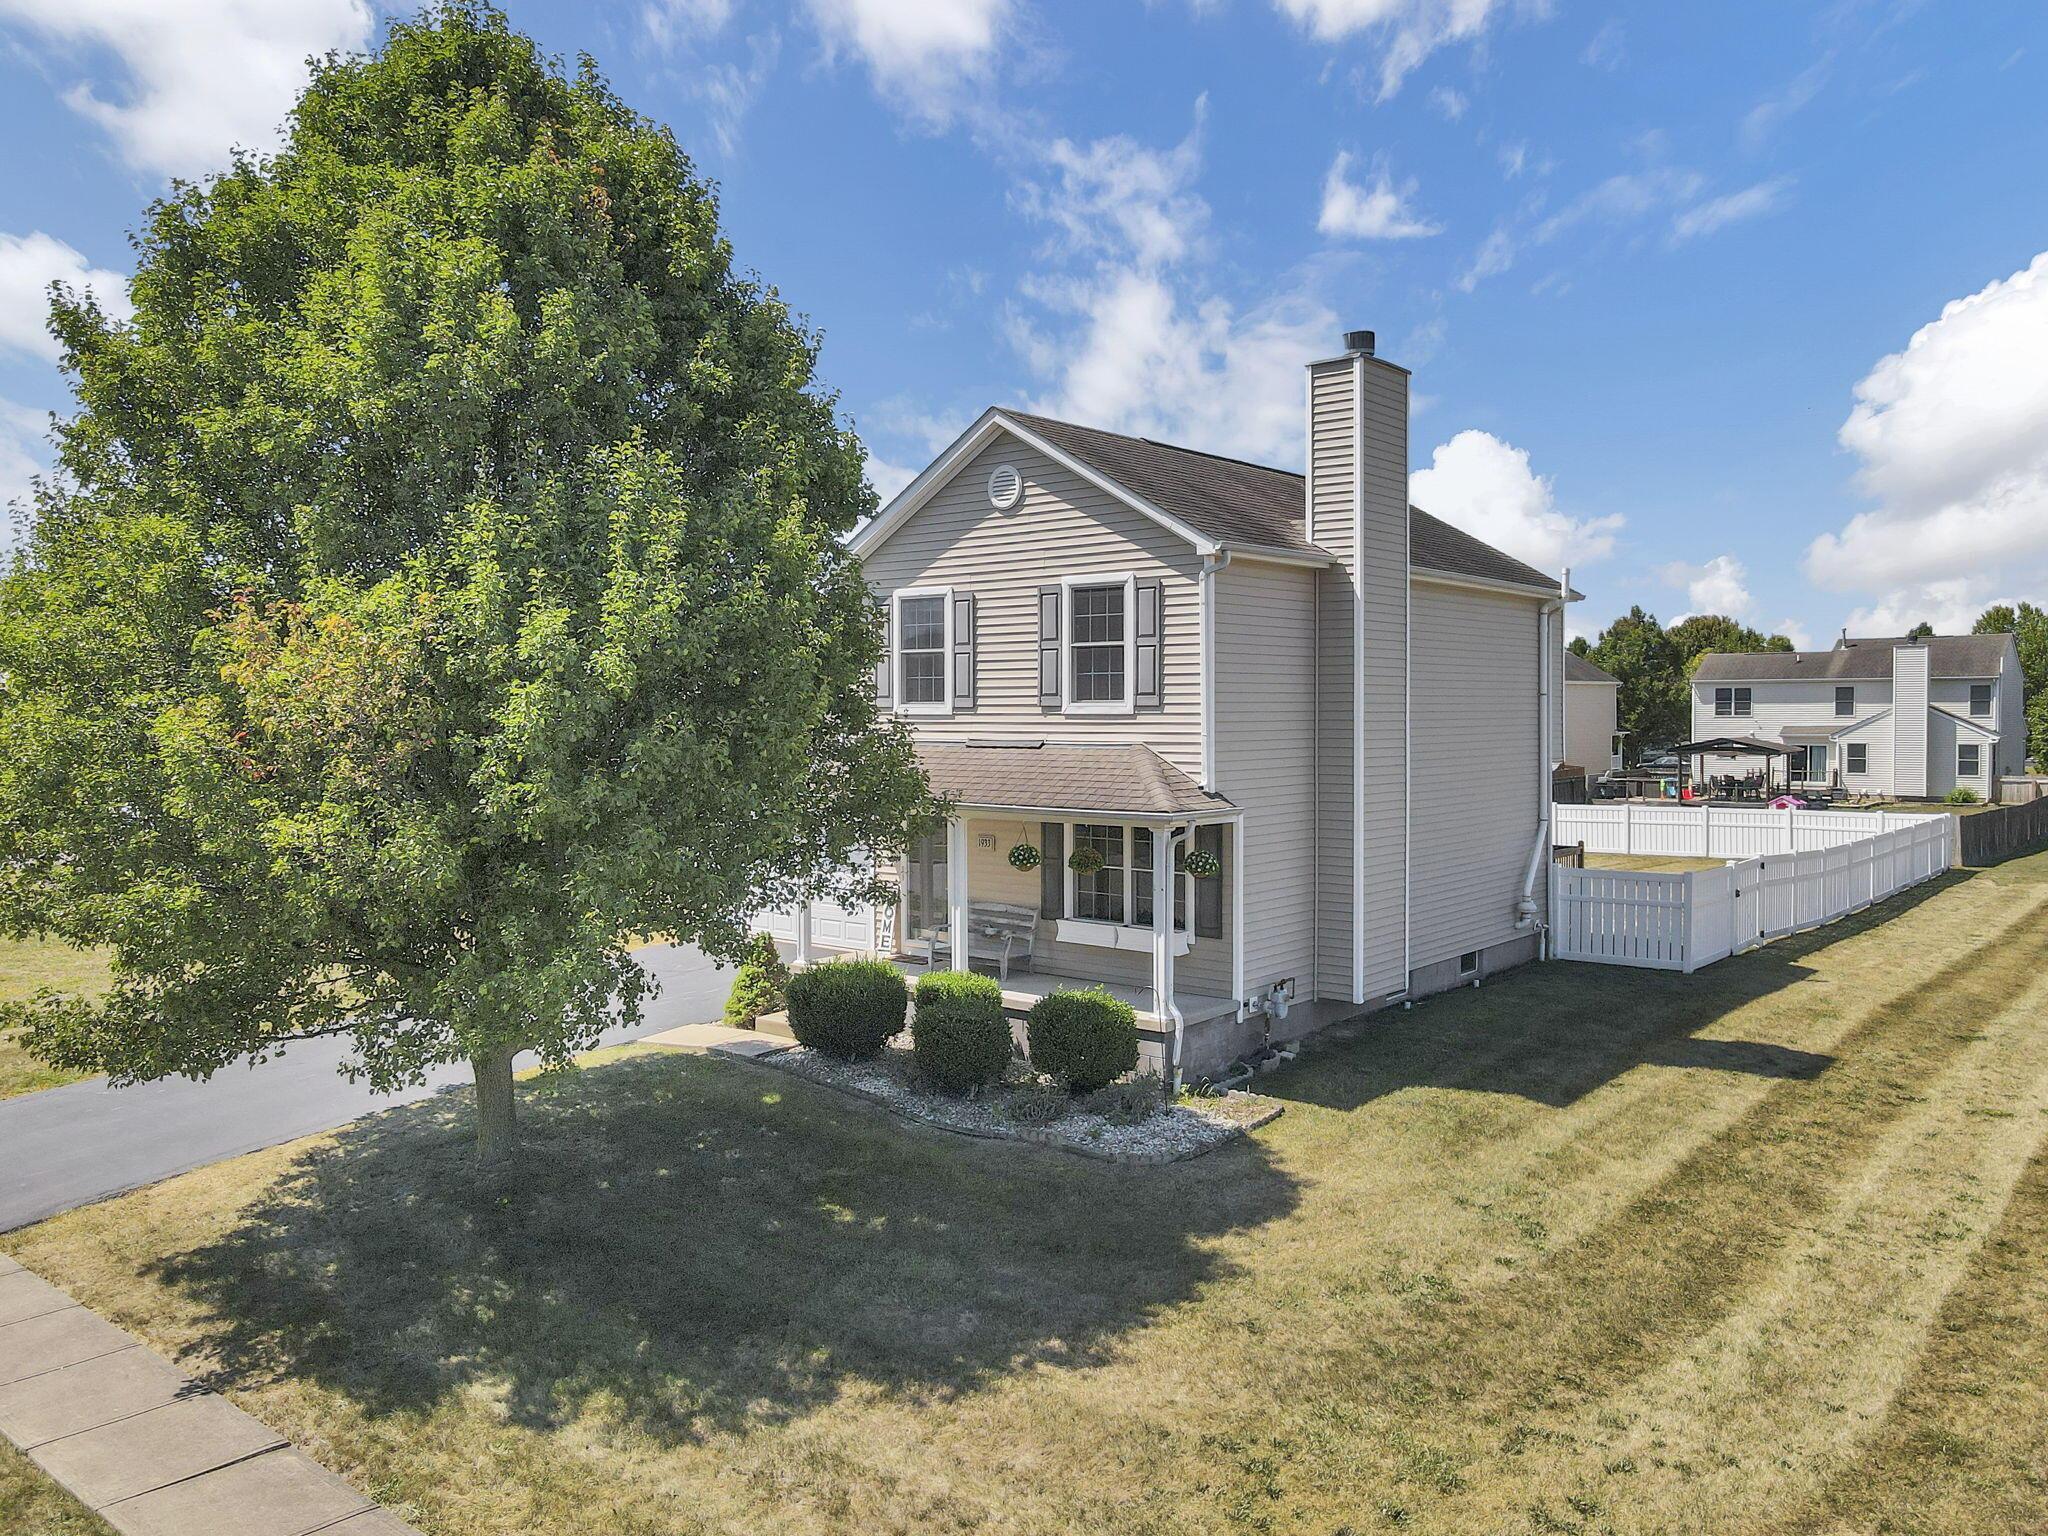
<box><xmin>1067</xmin><ymin>845</ymin><xmax>1104</xmax><ymax>876</ymax></box>
<box><xmin>1007</xmin><ymin>842</ymin><xmax>1041</xmax><ymax>871</ymax></box>
<box><xmin>1184</xmin><ymin>847</ymin><xmax>1221</xmax><ymax>880</ymax></box>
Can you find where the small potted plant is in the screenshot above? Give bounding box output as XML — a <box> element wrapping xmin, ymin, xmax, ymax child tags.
<box><xmin>1067</xmin><ymin>845</ymin><xmax>1103</xmax><ymax>875</ymax></box>
<box><xmin>1008</xmin><ymin>842</ymin><xmax>1041</xmax><ymax>871</ymax></box>
<box><xmin>1183</xmin><ymin>846</ymin><xmax>1220</xmax><ymax>879</ymax></box>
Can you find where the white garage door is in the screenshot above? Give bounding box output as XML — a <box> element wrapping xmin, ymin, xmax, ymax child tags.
<box><xmin>755</xmin><ymin>856</ymin><xmax>879</xmax><ymax>953</ymax></box>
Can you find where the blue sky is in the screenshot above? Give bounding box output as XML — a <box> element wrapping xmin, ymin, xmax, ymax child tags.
<box><xmin>3</xmin><ymin>1</ymin><xmax>2046</xmax><ymax>644</ymax></box>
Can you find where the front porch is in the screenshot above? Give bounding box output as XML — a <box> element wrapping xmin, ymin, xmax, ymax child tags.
<box><xmin>881</xmin><ymin>954</ymin><xmax>1239</xmax><ymax>1029</ymax></box>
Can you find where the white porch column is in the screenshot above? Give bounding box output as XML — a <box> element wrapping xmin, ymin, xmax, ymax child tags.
<box><xmin>1151</xmin><ymin>825</ymin><xmax>1177</xmax><ymax>1027</ymax></box>
<box><xmin>946</xmin><ymin>816</ymin><xmax>971</xmax><ymax>974</ymax></box>
<box><xmin>794</xmin><ymin>902</ymin><xmax>815</xmax><ymax>967</ymax></box>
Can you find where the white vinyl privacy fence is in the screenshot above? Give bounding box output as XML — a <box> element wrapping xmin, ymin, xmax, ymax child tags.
<box><xmin>1550</xmin><ymin>803</ymin><xmax>1954</xmax><ymax>972</ymax></box>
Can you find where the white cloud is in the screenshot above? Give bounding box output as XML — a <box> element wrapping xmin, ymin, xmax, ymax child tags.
<box><xmin>1271</xmin><ymin>0</ymin><xmax>1524</xmax><ymax>100</ymax></box>
<box><xmin>1428</xmin><ymin>84</ymin><xmax>1467</xmax><ymax>120</ymax></box>
<box><xmin>1019</xmin><ymin>106</ymin><xmax>1210</xmax><ymax>269</ymax></box>
<box><xmin>643</xmin><ymin>0</ymin><xmax>736</xmax><ymax>48</ymax></box>
<box><xmin>1657</xmin><ymin>553</ymin><xmax>1753</xmax><ymax>618</ymax></box>
<box><xmin>1317</xmin><ymin>152</ymin><xmax>1440</xmax><ymax>241</ymax></box>
<box><xmin>1741</xmin><ymin>56</ymin><xmax>1830</xmax><ymax>151</ymax></box>
<box><xmin>1534</xmin><ymin>166</ymin><xmax>1704</xmax><ymax>243</ymax></box>
<box><xmin>0</xmin><ymin>231</ymin><xmax>132</xmax><ymax>362</ymax></box>
<box><xmin>0</xmin><ymin>0</ymin><xmax>371</xmax><ymax>179</ymax></box>
<box><xmin>1581</xmin><ymin>18</ymin><xmax>1624</xmax><ymax>70</ymax></box>
<box><xmin>1456</xmin><ymin>224</ymin><xmax>1515</xmax><ymax>291</ymax></box>
<box><xmin>803</xmin><ymin>0</ymin><xmax>1010</xmax><ymax>123</ymax></box>
<box><xmin>1842</xmin><ymin>583</ymin><xmax>1995</xmax><ymax>640</ymax></box>
<box><xmin>1806</xmin><ymin>250</ymin><xmax>2048</xmax><ymax>625</ymax></box>
<box><xmin>1775</xmin><ymin>617</ymin><xmax>1814</xmax><ymax>651</ymax></box>
<box><xmin>694</xmin><ymin>31</ymin><xmax>782</xmax><ymax>156</ymax></box>
<box><xmin>1497</xmin><ymin>140</ymin><xmax>1528</xmax><ymax>179</ymax></box>
<box><xmin>862</xmin><ymin>451</ymin><xmax>919</xmax><ymax>504</ymax></box>
<box><xmin>1670</xmin><ymin>177</ymin><xmax>1792</xmax><ymax>244</ymax></box>
<box><xmin>1410</xmin><ymin>429</ymin><xmax>1621</xmax><ymax>574</ymax></box>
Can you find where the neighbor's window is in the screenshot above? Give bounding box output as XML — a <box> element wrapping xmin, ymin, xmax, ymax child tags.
<box><xmin>1714</xmin><ymin>686</ymin><xmax>1751</xmax><ymax>716</ymax></box>
<box><xmin>1131</xmin><ymin>828</ymin><xmax>1190</xmax><ymax>931</ymax></box>
<box><xmin>1958</xmin><ymin>743</ymin><xmax>1982</xmax><ymax>778</ymax></box>
<box><xmin>1071</xmin><ymin>823</ymin><xmax>1126</xmax><ymax>923</ymax></box>
<box><xmin>897</xmin><ymin>593</ymin><xmax>947</xmax><ymax>708</ymax></box>
<box><xmin>1846</xmin><ymin>742</ymin><xmax>1868</xmax><ymax>774</ymax></box>
<box><xmin>1835</xmin><ymin>686</ymin><xmax>1854</xmax><ymax>716</ymax></box>
<box><xmin>1069</xmin><ymin>583</ymin><xmax>1128</xmax><ymax>704</ymax></box>
<box><xmin>1970</xmin><ymin>683</ymin><xmax>1992</xmax><ymax>716</ymax></box>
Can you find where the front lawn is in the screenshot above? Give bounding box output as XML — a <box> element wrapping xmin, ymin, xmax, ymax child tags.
<box><xmin>0</xmin><ymin>937</ymin><xmax>112</xmax><ymax>1099</ymax></box>
<box><xmin>7</xmin><ymin>850</ymin><xmax>2048</xmax><ymax>1533</ymax></box>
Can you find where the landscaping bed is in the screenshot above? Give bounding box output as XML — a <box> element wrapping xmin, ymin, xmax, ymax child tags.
<box><xmin>765</xmin><ymin>1043</ymin><xmax>1281</xmax><ymax>1164</ymax></box>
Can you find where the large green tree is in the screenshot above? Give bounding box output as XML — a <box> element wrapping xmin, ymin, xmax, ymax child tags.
<box><xmin>1975</xmin><ymin>602</ymin><xmax>2048</xmax><ymax>770</ymax></box>
<box><xmin>1583</xmin><ymin>608</ymin><xmax>1794</xmax><ymax>762</ymax></box>
<box><xmin>0</xmin><ymin>5</ymin><xmax>932</xmax><ymax>1159</ymax></box>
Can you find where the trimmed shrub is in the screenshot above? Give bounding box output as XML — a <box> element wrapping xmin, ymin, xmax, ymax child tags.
<box><xmin>722</xmin><ymin>933</ymin><xmax>789</xmax><ymax>1029</ymax></box>
<box><xmin>1084</xmin><ymin>1072</ymin><xmax>1166</xmax><ymax>1125</ymax></box>
<box><xmin>785</xmin><ymin>959</ymin><xmax>908</xmax><ymax>1061</ymax></box>
<box><xmin>1026</xmin><ymin>987</ymin><xmax>1139</xmax><ymax>1093</ymax></box>
<box><xmin>912</xmin><ymin>971</ymin><xmax>1011</xmax><ymax>1093</ymax></box>
<box><xmin>1944</xmin><ymin>786</ymin><xmax>1981</xmax><ymax>805</ymax></box>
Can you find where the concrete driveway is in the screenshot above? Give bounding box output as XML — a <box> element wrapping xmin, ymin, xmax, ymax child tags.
<box><xmin>0</xmin><ymin>941</ymin><xmax>733</xmax><ymax>1232</ymax></box>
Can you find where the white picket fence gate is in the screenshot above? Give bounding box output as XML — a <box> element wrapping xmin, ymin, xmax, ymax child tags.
<box><xmin>1550</xmin><ymin>803</ymin><xmax>1954</xmax><ymax>972</ymax></box>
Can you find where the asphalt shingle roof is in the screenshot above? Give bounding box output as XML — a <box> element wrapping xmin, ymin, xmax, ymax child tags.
<box><xmin>915</xmin><ymin>741</ymin><xmax>1235</xmax><ymax>817</ymax></box>
<box><xmin>1693</xmin><ymin>634</ymin><xmax>2010</xmax><ymax>682</ymax></box>
<box><xmin>1000</xmin><ymin>409</ymin><xmax>1563</xmax><ymax>592</ymax></box>
<box><xmin>1564</xmin><ymin>651</ymin><xmax>1619</xmax><ymax>684</ymax></box>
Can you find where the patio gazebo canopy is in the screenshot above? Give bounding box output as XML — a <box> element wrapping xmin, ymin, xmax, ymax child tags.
<box><xmin>1673</xmin><ymin>734</ymin><xmax>1788</xmax><ymax>757</ymax></box>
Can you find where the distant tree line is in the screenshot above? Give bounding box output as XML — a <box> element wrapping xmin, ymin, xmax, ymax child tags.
<box><xmin>1574</xmin><ymin>605</ymin><xmax>2047</xmax><ymax>772</ymax></box>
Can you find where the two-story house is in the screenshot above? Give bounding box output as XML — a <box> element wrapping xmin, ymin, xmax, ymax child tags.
<box><xmin>1690</xmin><ymin>633</ymin><xmax>2026</xmax><ymax>799</ymax></box>
<box><xmin>774</xmin><ymin>331</ymin><xmax>1571</xmax><ymax>1085</ymax></box>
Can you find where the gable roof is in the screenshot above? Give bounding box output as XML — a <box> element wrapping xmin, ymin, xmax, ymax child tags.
<box><xmin>1694</xmin><ymin>633</ymin><xmax>2012</xmax><ymax>682</ymax></box>
<box><xmin>853</xmin><ymin>406</ymin><xmax>1568</xmax><ymax>596</ymax></box>
<box><xmin>1564</xmin><ymin>651</ymin><xmax>1619</xmax><ymax>685</ymax></box>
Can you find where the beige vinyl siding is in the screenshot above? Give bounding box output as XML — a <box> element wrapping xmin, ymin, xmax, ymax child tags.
<box><xmin>1214</xmin><ymin>557</ymin><xmax>1317</xmax><ymax>998</ymax></box>
<box><xmin>1408</xmin><ymin>581</ymin><xmax>1540</xmax><ymax>971</ymax></box>
<box><xmin>860</xmin><ymin>431</ymin><xmax>1205</xmax><ymax>776</ymax></box>
<box><xmin>1926</xmin><ymin>710</ymin><xmax>1994</xmax><ymax>798</ymax></box>
<box><xmin>1690</xmin><ymin>678</ymin><xmax>1897</xmax><ymax>748</ymax></box>
<box><xmin>1892</xmin><ymin>647</ymin><xmax>1930</xmax><ymax>796</ymax></box>
<box><xmin>1309</xmin><ymin>358</ymin><xmax>1356</xmax><ymax>1001</ymax></box>
<box><xmin>1564</xmin><ymin>680</ymin><xmax>1619</xmax><ymax>773</ymax></box>
<box><xmin>1356</xmin><ymin>358</ymin><xmax>1410</xmax><ymax>1001</ymax></box>
<box><xmin>1997</xmin><ymin>639</ymin><xmax>2026</xmax><ymax>775</ymax></box>
<box><xmin>1834</xmin><ymin>711</ymin><xmax>1894</xmax><ymax>790</ymax></box>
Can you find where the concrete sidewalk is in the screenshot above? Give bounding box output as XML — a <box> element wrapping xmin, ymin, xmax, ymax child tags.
<box><xmin>0</xmin><ymin>1255</ymin><xmax>417</xmax><ymax>1536</ymax></box>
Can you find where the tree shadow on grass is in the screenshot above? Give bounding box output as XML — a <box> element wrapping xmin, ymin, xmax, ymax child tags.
<box><xmin>149</xmin><ymin>1050</ymin><xmax>1299</xmax><ymax>1445</ymax></box>
<box><xmin>1266</xmin><ymin>870</ymin><xmax>1975</xmax><ymax>1113</ymax></box>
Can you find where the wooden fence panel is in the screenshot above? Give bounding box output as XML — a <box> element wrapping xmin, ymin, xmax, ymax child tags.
<box><xmin>1957</xmin><ymin>798</ymin><xmax>2048</xmax><ymax>865</ymax></box>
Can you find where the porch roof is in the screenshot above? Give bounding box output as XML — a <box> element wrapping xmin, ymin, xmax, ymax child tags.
<box><xmin>916</xmin><ymin>740</ymin><xmax>1237</xmax><ymax>819</ymax></box>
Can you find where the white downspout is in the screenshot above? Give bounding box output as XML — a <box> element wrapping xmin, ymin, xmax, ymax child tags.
<box><xmin>1157</xmin><ymin>822</ymin><xmax>1189</xmax><ymax>1091</ymax></box>
<box><xmin>1519</xmin><ymin>569</ymin><xmax>1569</xmax><ymax>951</ymax></box>
<box><xmin>1199</xmin><ymin>551</ymin><xmax>1232</xmax><ymax>792</ymax></box>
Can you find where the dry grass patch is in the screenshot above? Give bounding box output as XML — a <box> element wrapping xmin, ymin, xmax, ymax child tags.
<box><xmin>6</xmin><ymin>855</ymin><xmax>2048</xmax><ymax>1534</ymax></box>
<box><xmin>1580</xmin><ymin>852</ymin><xmax>1727</xmax><ymax>872</ymax></box>
<box><xmin>0</xmin><ymin>938</ymin><xmax>112</xmax><ymax>1099</ymax></box>
<box><xmin>0</xmin><ymin>1436</ymin><xmax>115</xmax><ymax>1534</ymax></box>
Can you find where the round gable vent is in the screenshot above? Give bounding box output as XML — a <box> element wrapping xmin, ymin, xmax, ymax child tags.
<box><xmin>987</xmin><ymin>462</ymin><xmax>1023</xmax><ymax>511</ymax></box>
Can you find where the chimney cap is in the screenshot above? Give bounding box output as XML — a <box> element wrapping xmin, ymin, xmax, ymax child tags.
<box><xmin>1343</xmin><ymin>329</ymin><xmax>1376</xmax><ymax>356</ymax></box>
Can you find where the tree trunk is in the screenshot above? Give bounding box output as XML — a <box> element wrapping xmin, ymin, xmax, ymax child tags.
<box><xmin>472</xmin><ymin>1048</ymin><xmax>516</xmax><ymax>1163</ymax></box>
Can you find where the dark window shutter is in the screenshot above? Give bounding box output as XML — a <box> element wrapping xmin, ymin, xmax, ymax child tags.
<box><xmin>1038</xmin><ymin>586</ymin><xmax>1062</xmax><ymax>707</ymax></box>
<box><xmin>1194</xmin><ymin>825</ymin><xmax>1224</xmax><ymax>939</ymax></box>
<box><xmin>875</xmin><ymin>601</ymin><xmax>893</xmax><ymax>706</ymax></box>
<box><xmin>1135</xmin><ymin>578</ymin><xmax>1163</xmax><ymax>709</ymax></box>
<box><xmin>1040</xmin><ymin>822</ymin><xmax>1064</xmax><ymax>920</ymax></box>
<box><xmin>952</xmin><ymin>593</ymin><xmax>976</xmax><ymax>709</ymax></box>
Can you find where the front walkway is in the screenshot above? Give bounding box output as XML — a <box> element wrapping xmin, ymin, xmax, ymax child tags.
<box><xmin>0</xmin><ymin>1255</ymin><xmax>417</xmax><ymax>1534</ymax></box>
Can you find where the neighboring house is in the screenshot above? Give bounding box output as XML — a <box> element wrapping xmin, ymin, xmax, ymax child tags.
<box><xmin>776</xmin><ymin>330</ymin><xmax>1572</xmax><ymax>1084</ymax></box>
<box><xmin>1690</xmin><ymin>633</ymin><xmax>2026</xmax><ymax>798</ymax></box>
<box><xmin>1563</xmin><ymin>651</ymin><xmax>1624</xmax><ymax>777</ymax></box>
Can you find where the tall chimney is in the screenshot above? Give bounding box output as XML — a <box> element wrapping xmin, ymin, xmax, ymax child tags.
<box><xmin>1306</xmin><ymin>330</ymin><xmax>1410</xmax><ymax>1006</ymax></box>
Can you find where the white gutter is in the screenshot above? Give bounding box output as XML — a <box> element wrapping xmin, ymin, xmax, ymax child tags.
<box><xmin>1199</xmin><ymin>551</ymin><xmax>1232</xmax><ymax>791</ymax></box>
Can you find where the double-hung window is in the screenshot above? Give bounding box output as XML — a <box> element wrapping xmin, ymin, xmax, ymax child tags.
<box><xmin>895</xmin><ymin>589</ymin><xmax>950</xmax><ymax>714</ymax></box>
<box><xmin>1070</xmin><ymin>824</ymin><xmax>1127</xmax><ymax>924</ymax></box>
<box><xmin>1970</xmin><ymin>683</ymin><xmax>1992</xmax><ymax>717</ymax></box>
<box><xmin>1063</xmin><ymin>575</ymin><xmax>1134</xmax><ymax>713</ymax></box>
<box><xmin>1846</xmin><ymin>742</ymin><xmax>1868</xmax><ymax>775</ymax></box>
<box><xmin>1131</xmin><ymin>828</ymin><xmax>1190</xmax><ymax>932</ymax></box>
<box><xmin>1835</xmin><ymin>686</ymin><xmax>1855</xmax><ymax>716</ymax></box>
<box><xmin>1958</xmin><ymin>743</ymin><xmax>1982</xmax><ymax>778</ymax></box>
<box><xmin>1713</xmin><ymin>686</ymin><xmax>1751</xmax><ymax>717</ymax></box>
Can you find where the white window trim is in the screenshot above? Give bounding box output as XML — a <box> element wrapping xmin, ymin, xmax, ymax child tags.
<box><xmin>1958</xmin><ymin>743</ymin><xmax>1983</xmax><ymax>778</ymax></box>
<box><xmin>892</xmin><ymin>586</ymin><xmax>953</xmax><ymax>718</ymax></box>
<box><xmin>1846</xmin><ymin>742</ymin><xmax>1869</xmax><ymax>775</ymax></box>
<box><xmin>1712</xmin><ymin>686</ymin><xmax>1752</xmax><ymax>718</ymax></box>
<box><xmin>1969</xmin><ymin>683</ymin><xmax>1993</xmax><ymax>717</ymax></box>
<box><xmin>1055</xmin><ymin>821</ymin><xmax>1195</xmax><ymax>952</ymax></box>
<box><xmin>1835</xmin><ymin>686</ymin><xmax>1855</xmax><ymax>717</ymax></box>
<box><xmin>1060</xmin><ymin>572</ymin><xmax>1138</xmax><ymax>717</ymax></box>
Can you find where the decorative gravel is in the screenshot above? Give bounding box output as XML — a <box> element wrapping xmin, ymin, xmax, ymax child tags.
<box><xmin>761</xmin><ymin>1045</ymin><xmax>1283</xmax><ymax>1165</ymax></box>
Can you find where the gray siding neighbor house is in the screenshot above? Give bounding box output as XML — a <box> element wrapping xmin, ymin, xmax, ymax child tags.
<box><xmin>811</xmin><ymin>331</ymin><xmax>1573</xmax><ymax>1084</ymax></box>
<box><xmin>1690</xmin><ymin>633</ymin><xmax>2025</xmax><ymax>799</ymax></box>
